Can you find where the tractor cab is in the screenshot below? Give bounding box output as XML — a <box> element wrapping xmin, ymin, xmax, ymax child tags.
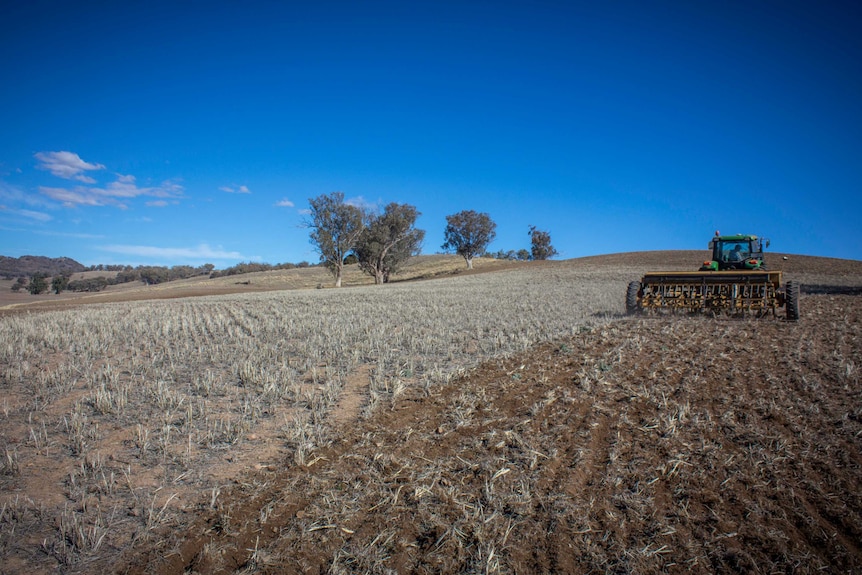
<box><xmin>701</xmin><ymin>232</ymin><xmax>768</xmax><ymax>271</ymax></box>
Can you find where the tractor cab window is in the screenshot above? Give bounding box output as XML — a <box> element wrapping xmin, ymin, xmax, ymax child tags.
<box><xmin>721</xmin><ymin>241</ymin><xmax>750</xmax><ymax>262</ymax></box>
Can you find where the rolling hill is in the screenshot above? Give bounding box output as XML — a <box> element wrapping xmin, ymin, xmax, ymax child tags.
<box><xmin>0</xmin><ymin>251</ymin><xmax>860</xmax><ymax>574</ymax></box>
<box><xmin>0</xmin><ymin>255</ymin><xmax>85</xmax><ymax>278</ymax></box>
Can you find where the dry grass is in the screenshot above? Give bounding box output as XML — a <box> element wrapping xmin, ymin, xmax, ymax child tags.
<box><xmin>0</xmin><ymin>255</ymin><xmax>515</xmax><ymax>312</ymax></box>
<box><xmin>141</xmin><ymin>295</ymin><xmax>860</xmax><ymax>575</ymax></box>
<box><xmin>0</xmin><ymin>252</ymin><xmax>860</xmax><ymax>574</ymax></box>
<box><xmin>0</xmin><ymin>259</ymin><xmax>621</xmax><ymax>573</ymax></box>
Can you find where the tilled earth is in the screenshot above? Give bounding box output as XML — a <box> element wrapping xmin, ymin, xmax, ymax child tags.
<box><xmin>117</xmin><ymin>294</ymin><xmax>861</xmax><ymax>574</ymax></box>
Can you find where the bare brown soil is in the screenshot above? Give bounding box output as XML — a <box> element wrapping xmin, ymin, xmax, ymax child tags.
<box><xmin>1</xmin><ymin>251</ymin><xmax>861</xmax><ymax>574</ymax></box>
<box><xmin>102</xmin><ymin>293</ymin><xmax>861</xmax><ymax>575</ymax></box>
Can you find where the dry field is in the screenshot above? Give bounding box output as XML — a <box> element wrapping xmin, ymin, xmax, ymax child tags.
<box><xmin>1</xmin><ymin>252</ymin><xmax>860</xmax><ymax>574</ymax></box>
<box><xmin>0</xmin><ymin>256</ymin><xmax>517</xmax><ymax>314</ymax></box>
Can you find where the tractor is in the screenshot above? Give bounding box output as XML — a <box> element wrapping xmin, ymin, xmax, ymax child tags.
<box><xmin>626</xmin><ymin>232</ymin><xmax>800</xmax><ymax>320</ymax></box>
<box><xmin>700</xmin><ymin>233</ymin><xmax>767</xmax><ymax>271</ymax></box>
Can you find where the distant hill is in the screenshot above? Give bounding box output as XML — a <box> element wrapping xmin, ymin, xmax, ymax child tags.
<box><xmin>0</xmin><ymin>255</ymin><xmax>86</xmax><ymax>278</ymax></box>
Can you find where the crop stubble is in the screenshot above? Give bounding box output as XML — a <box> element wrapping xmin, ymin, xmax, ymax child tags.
<box><xmin>0</xmin><ymin>258</ymin><xmax>860</xmax><ymax>574</ymax></box>
<box><xmin>1</xmin><ymin>263</ymin><xmax>618</xmax><ymax>573</ymax></box>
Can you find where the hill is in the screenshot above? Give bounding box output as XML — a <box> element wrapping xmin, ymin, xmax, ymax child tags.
<box><xmin>3</xmin><ymin>250</ymin><xmax>861</xmax><ymax>315</ymax></box>
<box><xmin>127</xmin><ymin>294</ymin><xmax>861</xmax><ymax>575</ymax></box>
<box><xmin>0</xmin><ymin>255</ymin><xmax>85</xmax><ymax>278</ymax></box>
<box><xmin>0</xmin><ymin>251</ymin><xmax>860</xmax><ymax>574</ymax></box>
<box><xmin>0</xmin><ymin>255</ymin><xmax>518</xmax><ymax>313</ymax></box>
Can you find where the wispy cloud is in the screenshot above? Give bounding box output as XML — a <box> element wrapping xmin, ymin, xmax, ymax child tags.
<box><xmin>36</xmin><ymin>228</ymin><xmax>103</xmax><ymax>239</ymax></box>
<box><xmin>220</xmin><ymin>184</ymin><xmax>251</xmax><ymax>194</ymax></box>
<box><xmin>40</xmin><ymin>186</ymin><xmax>109</xmax><ymax>207</ymax></box>
<box><xmin>29</xmin><ymin>152</ymin><xmax>183</xmax><ymax>210</ymax></box>
<box><xmin>106</xmin><ymin>175</ymin><xmax>183</xmax><ymax>199</ymax></box>
<box><xmin>275</xmin><ymin>198</ymin><xmax>295</xmax><ymax>207</ymax></box>
<box><xmin>0</xmin><ymin>180</ymin><xmax>53</xmax><ymax>209</ymax></box>
<box><xmin>39</xmin><ymin>175</ymin><xmax>184</xmax><ymax>209</ymax></box>
<box><xmin>0</xmin><ymin>162</ymin><xmax>16</xmax><ymax>177</ymax></box>
<box><xmin>346</xmin><ymin>195</ymin><xmax>380</xmax><ymax>211</ymax></box>
<box><xmin>0</xmin><ymin>224</ymin><xmax>103</xmax><ymax>239</ymax></box>
<box><xmin>35</xmin><ymin>151</ymin><xmax>105</xmax><ymax>183</ymax></box>
<box><xmin>99</xmin><ymin>243</ymin><xmax>244</xmax><ymax>261</ymax></box>
<box><xmin>16</xmin><ymin>209</ymin><xmax>53</xmax><ymax>222</ymax></box>
<box><xmin>0</xmin><ymin>205</ymin><xmax>43</xmax><ymax>222</ymax></box>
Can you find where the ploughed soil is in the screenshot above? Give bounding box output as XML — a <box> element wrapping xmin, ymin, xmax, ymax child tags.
<box><xmin>115</xmin><ymin>297</ymin><xmax>860</xmax><ymax>574</ymax></box>
<box><xmin>2</xmin><ymin>251</ymin><xmax>861</xmax><ymax>574</ymax></box>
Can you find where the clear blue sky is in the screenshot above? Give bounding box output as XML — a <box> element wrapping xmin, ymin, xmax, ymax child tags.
<box><xmin>1</xmin><ymin>0</ymin><xmax>860</xmax><ymax>267</ymax></box>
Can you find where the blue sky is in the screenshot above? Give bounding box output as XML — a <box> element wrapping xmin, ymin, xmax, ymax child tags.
<box><xmin>1</xmin><ymin>0</ymin><xmax>860</xmax><ymax>267</ymax></box>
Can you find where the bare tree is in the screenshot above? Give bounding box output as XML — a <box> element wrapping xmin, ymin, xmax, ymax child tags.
<box><xmin>355</xmin><ymin>203</ymin><xmax>425</xmax><ymax>284</ymax></box>
<box><xmin>529</xmin><ymin>225</ymin><xmax>558</xmax><ymax>260</ymax></box>
<box><xmin>306</xmin><ymin>192</ymin><xmax>366</xmax><ymax>287</ymax></box>
<box><xmin>442</xmin><ymin>210</ymin><xmax>496</xmax><ymax>269</ymax></box>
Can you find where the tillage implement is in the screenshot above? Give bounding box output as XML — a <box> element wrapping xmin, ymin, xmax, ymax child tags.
<box><xmin>626</xmin><ymin>232</ymin><xmax>800</xmax><ymax>320</ymax></box>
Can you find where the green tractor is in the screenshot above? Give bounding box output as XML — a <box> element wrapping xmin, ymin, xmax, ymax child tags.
<box><xmin>626</xmin><ymin>231</ymin><xmax>800</xmax><ymax>320</ymax></box>
<box><xmin>700</xmin><ymin>232</ymin><xmax>768</xmax><ymax>271</ymax></box>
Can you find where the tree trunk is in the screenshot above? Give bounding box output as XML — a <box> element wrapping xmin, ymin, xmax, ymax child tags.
<box><xmin>335</xmin><ymin>266</ymin><xmax>343</xmax><ymax>288</ymax></box>
<box><xmin>374</xmin><ymin>270</ymin><xmax>384</xmax><ymax>284</ymax></box>
<box><xmin>465</xmin><ymin>256</ymin><xmax>473</xmax><ymax>270</ymax></box>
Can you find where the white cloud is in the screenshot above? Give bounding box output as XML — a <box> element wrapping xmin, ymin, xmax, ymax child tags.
<box><xmin>0</xmin><ymin>180</ymin><xmax>53</xmax><ymax>208</ymax></box>
<box><xmin>220</xmin><ymin>184</ymin><xmax>251</xmax><ymax>194</ymax></box>
<box><xmin>100</xmin><ymin>243</ymin><xmax>244</xmax><ymax>261</ymax></box>
<box><xmin>35</xmin><ymin>151</ymin><xmax>105</xmax><ymax>183</ymax></box>
<box><xmin>17</xmin><ymin>209</ymin><xmax>52</xmax><ymax>222</ymax></box>
<box><xmin>275</xmin><ymin>198</ymin><xmax>295</xmax><ymax>207</ymax></box>
<box><xmin>146</xmin><ymin>200</ymin><xmax>169</xmax><ymax>207</ymax></box>
<box><xmin>0</xmin><ymin>202</ymin><xmax>51</xmax><ymax>221</ymax></box>
<box><xmin>346</xmin><ymin>195</ymin><xmax>380</xmax><ymax>211</ymax></box>
<box><xmin>39</xmin><ymin>186</ymin><xmax>112</xmax><ymax>207</ymax></box>
<box><xmin>27</xmin><ymin>156</ymin><xmax>183</xmax><ymax>211</ymax></box>
<box><xmin>107</xmin><ymin>175</ymin><xmax>183</xmax><ymax>199</ymax></box>
<box><xmin>39</xmin><ymin>176</ymin><xmax>183</xmax><ymax>209</ymax></box>
<box><xmin>36</xmin><ymin>229</ymin><xmax>103</xmax><ymax>239</ymax></box>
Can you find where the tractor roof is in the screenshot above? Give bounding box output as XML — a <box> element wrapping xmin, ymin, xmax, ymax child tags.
<box><xmin>716</xmin><ymin>234</ymin><xmax>758</xmax><ymax>241</ymax></box>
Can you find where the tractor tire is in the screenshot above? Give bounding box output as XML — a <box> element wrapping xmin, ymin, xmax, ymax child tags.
<box><xmin>785</xmin><ymin>281</ymin><xmax>800</xmax><ymax>321</ymax></box>
<box><xmin>626</xmin><ymin>281</ymin><xmax>641</xmax><ymax>315</ymax></box>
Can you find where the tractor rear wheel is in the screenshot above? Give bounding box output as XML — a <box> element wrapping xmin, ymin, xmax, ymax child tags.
<box><xmin>626</xmin><ymin>281</ymin><xmax>641</xmax><ymax>315</ymax></box>
<box><xmin>785</xmin><ymin>281</ymin><xmax>800</xmax><ymax>321</ymax></box>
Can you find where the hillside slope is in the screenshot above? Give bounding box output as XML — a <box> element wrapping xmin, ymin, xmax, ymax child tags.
<box><xmin>119</xmin><ymin>294</ymin><xmax>861</xmax><ymax>575</ymax></box>
<box><xmin>0</xmin><ymin>251</ymin><xmax>859</xmax><ymax>575</ymax></box>
<box><xmin>0</xmin><ymin>255</ymin><xmax>85</xmax><ymax>278</ymax></box>
<box><xmin>3</xmin><ymin>251</ymin><xmax>860</xmax><ymax>315</ymax></box>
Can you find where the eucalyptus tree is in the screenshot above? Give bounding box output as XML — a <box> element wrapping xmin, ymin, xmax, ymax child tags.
<box><xmin>355</xmin><ymin>202</ymin><xmax>425</xmax><ymax>284</ymax></box>
<box><xmin>442</xmin><ymin>210</ymin><xmax>496</xmax><ymax>269</ymax></box>
<box><xmin>529</xmin><ymin>225</ymin><xmax>558</xmax><ymax>260</ymax></box>
<box><xmin>307</xmin><ymin>191</ymin><xmax>366</xmax><ymax>287</ymax></box>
